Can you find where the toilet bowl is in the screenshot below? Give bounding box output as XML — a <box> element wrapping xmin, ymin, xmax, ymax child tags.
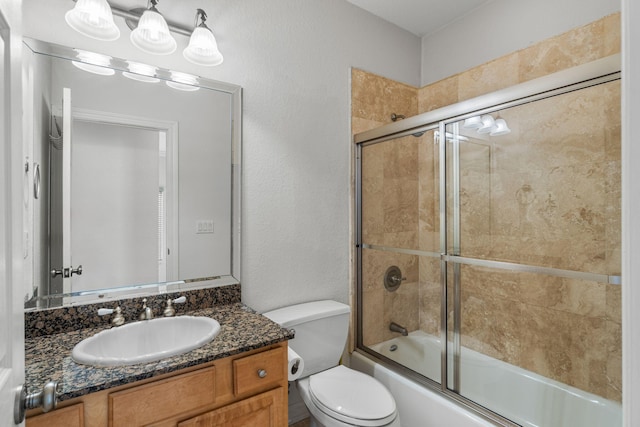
<box><xmin>297</xmin><ymin>365</ymin><xmax>400</xmax><ymax>427</ymax></box>
<box><xmin>263</xmin><ymin>300</ymin><xmax>400</xmax><ymax>427</ymax></box>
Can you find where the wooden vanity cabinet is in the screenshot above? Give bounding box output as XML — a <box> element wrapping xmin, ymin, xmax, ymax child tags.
<box><xmin>26</xmin><ymin>342</ymin><xmax>288</xmax><ymax>427</ymax></box>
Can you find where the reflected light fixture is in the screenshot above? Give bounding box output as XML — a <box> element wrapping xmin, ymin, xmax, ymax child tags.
<box><xmin>166</xmin><ymin>71</ymin><xmax>200</xmax><ymax>91</ymax></box>
<box><xmin>463</xmin><ymin>114</ymin><xmax>511</xmax><ymax>137</ymax></box>
<box><xmin>65</xmin><ymin>0</ymin><xmax>120</xmax><ymax>41</ymax></box>
<box><xmin>490</xmin><ymin>118</ymin><xmax>511</xmax><ymax>136</ymax></box>
<box><xmin>183</xmin><ymin>9</ymin><xmax>224</xmax><ymax>66</ymax></box>
<box><xmin>122</xmin><ymin>61</ymin><xmax>160</xmax><ymax>83</ymax></box>
<box><xmin>477</xmin><ymin>115</ymin><xmax>496</xmax><ymax>134</ymax></box>
<box><xmin>130</xmin><ymin>0</ymin><xmax>177</xmax><ymax>55</ymax></box>
<box><xmin>72</xmin><ymin>50</ymin><xmax>115</xmax><ymax>76</ymax></box>
<box><xmin>462</xmin><ymin>116</ymin><xmax>483</xmax><ymax>129</ymax></box>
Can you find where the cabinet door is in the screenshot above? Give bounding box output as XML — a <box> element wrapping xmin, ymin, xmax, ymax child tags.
<box><xmin>109</xmin><ymin>366</ymin><xmax>216</xmax><ymax>426</ymax></box>
<box><xmin>178</xmin><ymin>387</ymin><xmax>285</xmax><ymax>427</ymax></box>
<box><xmin>27</xmin><ymin>403</ymin><xmax>84</xmax><ymax>427</ymax></box>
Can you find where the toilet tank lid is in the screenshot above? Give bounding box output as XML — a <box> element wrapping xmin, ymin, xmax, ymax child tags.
<box><xmin>262</xmin><ymin>300</ymin><xmax>350</xmax><ymax>328</ymax></box>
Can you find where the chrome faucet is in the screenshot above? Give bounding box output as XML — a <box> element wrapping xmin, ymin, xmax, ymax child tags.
<box><xmin>139</xmin><ymin>298</ymin><xmax>154</xmax><ymax>320</ymax></box>
<box><xmin>389</xmin><ymin>322</ymin><xmax>408</xmax><ymax>336</ymax></box>
<box><xmin>98</xmin><ymin>306</ymin><xmax>125</xmax><ymax>326</ymax></box>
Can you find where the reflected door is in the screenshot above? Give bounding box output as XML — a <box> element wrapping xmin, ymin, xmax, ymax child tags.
<box><xmin>49</xmin><ymin>96</ymin><xmax>176</xmax><ymax>296</ymax></box>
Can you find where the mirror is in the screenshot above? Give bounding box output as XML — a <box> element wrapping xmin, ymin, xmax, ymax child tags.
<box><xmin>23</xmin><ymin>38</ymin><xmax>241</xmax><ymax>309</ymax></box>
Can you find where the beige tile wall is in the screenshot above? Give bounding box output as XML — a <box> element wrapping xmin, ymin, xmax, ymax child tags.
<box><xmin>352</xmin><ymin>13</ymin><xmax>621</xmax><ymax>401</ymax></box>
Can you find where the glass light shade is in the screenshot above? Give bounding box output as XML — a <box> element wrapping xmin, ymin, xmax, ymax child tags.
<box><xmin>65</xmin><ymin>0</ymin><xmax>120</xmax><ymax>41</ymax></box>
<box><xmin>477</xmin><ymin>115</ymin><xmax>496</xmax><ymax>134</ymax></box>
<box><xmin>130</xmin><ymin>8</ymin><xmax>177</xmax><ymax>55</ymax></box>
<box><xmin>490</xmin><ymin>118</ymin><xmax>511</xmax><ymax>136</ymax></box>
<box><xmin>72</xmin><ymin>50</ymin><xmax>115</xmax><ymax>76</ymax></box>
<box><xmin>183</xmin><ymin>26</ymin><xmax>224</xmax><ymax>66</ymax></box>
<box><xmin>122</xmin><ymin>61</ymin><xmax>160</xmax><ymax>83</ymax></box>
<box><xmin>463</xmin><ymin>116</ymin><xmax>482</xmax><ymax>129</ymax></box>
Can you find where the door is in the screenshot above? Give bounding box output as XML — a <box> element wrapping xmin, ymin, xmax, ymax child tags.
<box><xmin>0</xmin><ymin>4</ymin><xmax>25</xmax><ymax>426</ymax></box>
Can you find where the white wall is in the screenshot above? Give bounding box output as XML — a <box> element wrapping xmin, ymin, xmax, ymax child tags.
<box><xmin>622</xmin><ymin>0</ymin><xmax>640</xmax><ymax>425</ymax></box>
<box><xmin>21</xmin><ymin>0</ymin><xmax>422</xmax><ymax>312</ymax></box>
<box><xmin>421</xmin><ymin>0</ymin><xmax>621</xmax><ymax>85</ymax></box>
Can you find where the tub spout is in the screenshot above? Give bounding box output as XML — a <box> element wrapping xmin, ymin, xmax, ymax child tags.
<box><xmin>389</xmin><ymin>322</ymin><xmax>408</xmax><ymax>336</ymax></box>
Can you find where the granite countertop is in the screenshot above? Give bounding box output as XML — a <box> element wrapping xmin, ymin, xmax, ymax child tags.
<box><xmin>25</xmin><ymin>303</ymin><xmax>294</xmax><ymax>401</ymax></box>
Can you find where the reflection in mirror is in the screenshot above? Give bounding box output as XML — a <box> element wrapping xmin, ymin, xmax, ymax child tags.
<box><xmin>23</xmin><ymin>38</ymin><xmax>241</xmax><ymax>309</ymax></box>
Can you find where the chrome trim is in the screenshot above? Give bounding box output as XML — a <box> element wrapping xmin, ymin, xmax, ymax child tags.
<box><xmin>354</xmin><ymin>54</ymin><xmax>620</xmax><ymax>145</ymax></box>
<box><xmin>443</xmin><ymin>255</ymin><xmax>621</xmax><ymax>285</ymax></box>
<box><xmin>450</xmin><ymin>121</ymin><xmax>462</xmax><ymax>392</ymax></box>
<box><xmin>438</xmin><ymin>121</ymin><xmax>448</xmax><ymax>393</ymax></box>
<box><xmin>355</xmin><ymin>143</ymin><xmax>364</xmax><ymax>349</ymax></box>
<box><xmin>361</xmin><ymin>236</ymin><xmax>620</xmax><ymax>286</ymax></box>
<box><xmin>361</xmin><ymin>243</ymin><xmax>440</xmax><ymax>258</ymax></box>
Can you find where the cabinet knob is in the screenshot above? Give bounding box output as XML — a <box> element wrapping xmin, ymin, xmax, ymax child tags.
<box><xmin>257</xmin><ymin>369</ymin><xmax>267</xmax><ymax>378</ymax></box>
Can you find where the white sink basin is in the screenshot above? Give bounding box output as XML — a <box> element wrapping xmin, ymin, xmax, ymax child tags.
<box><xmin>72</xmin><ymin>316</ymin><xmax>221</xmax><ymax>367</ymax></box>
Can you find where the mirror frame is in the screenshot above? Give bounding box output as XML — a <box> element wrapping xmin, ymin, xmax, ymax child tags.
<box><xmin>23</xmin><ymin>38</ymin><xmax>242</xmax><ymax>309</ymax></box>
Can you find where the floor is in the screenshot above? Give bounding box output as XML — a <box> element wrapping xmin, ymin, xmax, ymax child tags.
<box><xmin>290</xmin><ymin>418</ymin><xmax>310</xmax><ymax>427</ymax></box>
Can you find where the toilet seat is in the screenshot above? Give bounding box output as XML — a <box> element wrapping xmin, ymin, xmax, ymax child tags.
<box><xmin>307</xmin><ymin>365</ymin><xmax>397</xmax><ymax>426</ymax></box>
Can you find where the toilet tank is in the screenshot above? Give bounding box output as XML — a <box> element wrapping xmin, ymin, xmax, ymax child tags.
<box><xmin>263</xmin><ymin>300</ymin><xmax>350</xmax><ymax>378</ymax></box>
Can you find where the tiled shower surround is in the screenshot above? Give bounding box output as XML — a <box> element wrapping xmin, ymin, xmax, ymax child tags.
<box><xmin>353</xmin><ymin>13</ymin><xmax>621</xmax><ymax>402</ymax></box>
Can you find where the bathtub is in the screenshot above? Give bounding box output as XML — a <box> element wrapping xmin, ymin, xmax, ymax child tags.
<box><xmin>351</xmin><ymin>331</ymin><xmax>622</xmax><ymax>427</ymax></box>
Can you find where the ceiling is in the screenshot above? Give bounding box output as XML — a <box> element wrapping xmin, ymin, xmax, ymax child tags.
<box><xmin>346</xmin><ymin>0</ymin><xmax>491</xmax><ymax>37</ymax></box>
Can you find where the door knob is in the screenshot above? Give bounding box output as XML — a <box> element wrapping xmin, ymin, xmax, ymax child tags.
<box><xmin>14</xmin><ymin>380</ymin><xmax>58</xmax><ymax>424</ymax></box>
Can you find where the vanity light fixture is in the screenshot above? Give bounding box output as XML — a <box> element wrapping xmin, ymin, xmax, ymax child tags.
<box><xmin>166</xmin><ymin>71</ymin><xmax>200</xmax><ymax>91</ymax></box>
<box><xmin>130</xmin><ymin>0</ymin><xmax>176</xmax><ymax>55</ymax></box>
<box><xmin>183</xmin><ymin>9</ymin><xmax>224</xmax><ymax>66</ymax></box>
<box><xmin>65</xmin><ymin>0</ymin><xmax>120</xmax><ymax>41</ymax></box>
<box><xmin>65</xmin><ymin>0</ymin><xmax>224</xmax><ymax>66</ymax></box>
<box><xmin>122</xmin><ymin>61</ymin><xmax>160</xmax><ymax>83</ymax></box>
<box><xmin>72</xmin><ymin>50</ymin><xmax>115</xmax><ymax>76</ymax></box>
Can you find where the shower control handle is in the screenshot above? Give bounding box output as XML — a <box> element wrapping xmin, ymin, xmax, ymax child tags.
<box><xmin>384</xmin><ymin>266</ymin><xmax>405</xmax><ymax>292</ymax></box>
<box><xmin>389</xmin><ymin>275</ymin><xmax>406</xmax><ymax>284</ymax></box>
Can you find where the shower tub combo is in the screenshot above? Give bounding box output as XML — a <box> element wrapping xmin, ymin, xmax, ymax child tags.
<box><xmin>353</xmin><ymin>55</ymin><xmax>622</xmax><ymax>426</ymax></box>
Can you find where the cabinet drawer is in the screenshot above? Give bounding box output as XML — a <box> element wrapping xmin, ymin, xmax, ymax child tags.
<box><xmin>109</xmin><ymin>366</ymin><xmax>216</xmax><ymax>426</ymax></box>
<box><xmin>233</xmin><ymin>347</ymin><xmax>285</xmax><ymax>396</ymax></box>
<box><xmin>27</xmin><ymin>403</ymin><xmax>84</xmax><ymax>427</ymax></box>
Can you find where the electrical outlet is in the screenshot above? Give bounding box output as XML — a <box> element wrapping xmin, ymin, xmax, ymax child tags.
<box><xmin>196</xmin><ymin>220</ymin><xmax>214</xmax><ymax>234</ymax></box>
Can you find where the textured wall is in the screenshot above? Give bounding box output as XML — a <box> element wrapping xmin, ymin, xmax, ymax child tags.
<box><xmin>420</xmin><ymin>0</ymin><xmax>620</xmax><ymax>85</ymax></box>
<box><xmin>353</xmin><ymin>13</ymin><xmax>621</xmax><ymax>401</ymax></box>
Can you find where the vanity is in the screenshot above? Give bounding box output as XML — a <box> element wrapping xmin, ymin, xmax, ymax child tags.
<box><xmin>24</xmin><ymin>286</ymin><xmax>293</xmax><ymax>427</ymax></box>
<box><xmin>19</xmin><ymin>34</ymin><xmax>276</xmax><ymax>427</ymax></box>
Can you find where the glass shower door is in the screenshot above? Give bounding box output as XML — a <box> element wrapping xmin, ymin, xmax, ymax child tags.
<box><xmin>358</xmin><ymin>127</ymin><xmax>443</xmax><ymax>385</ymax></box>
<box><xmin>444</xmin><ymin>80</ymin><xmax>622</xmax><ymax>426</ymax></box>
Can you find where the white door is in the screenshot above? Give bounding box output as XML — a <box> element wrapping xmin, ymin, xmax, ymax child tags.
<box><xmin>61</xmin><ymin>88</ymin><xmax>72</xmax><ymax>294</ymax></box>
<box><xmin>0</xmin><ymin>5</ymin><xmax>25</xmax><ymax>426</ymax></box>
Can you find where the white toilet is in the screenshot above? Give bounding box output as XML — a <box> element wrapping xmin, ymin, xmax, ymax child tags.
<box><xmin>263</xmin><ymin>300</ymin><xmax>400</xmax><ymax>427</ymax></box>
